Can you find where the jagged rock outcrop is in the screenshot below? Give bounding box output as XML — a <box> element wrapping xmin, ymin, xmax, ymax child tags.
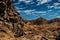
<box><xmin>0</xmin><ymin>0</ymin><xmax>24</xmax><ymax>38</ymax></box>
<box><xmin>32</xmin><ymin>17</ymin><xmax>48</xmax><ymax>25</ymax></box>
<box><xmin>0</xmin><ymin>0</ymin><xmax>60</xmax><ymax>40</ymax></box>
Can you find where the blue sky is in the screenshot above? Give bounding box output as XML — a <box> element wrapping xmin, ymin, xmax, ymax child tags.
<box><xmin>14</xmin><ymin>0</ymin><xmax>60</xmax><ymax>20</ymax></box>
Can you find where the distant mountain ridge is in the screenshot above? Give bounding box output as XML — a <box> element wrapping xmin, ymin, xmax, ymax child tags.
<box><xmin>22</xmin><ymin>17</ymin><xmax>60</xmax><ymax>25</ymax></box>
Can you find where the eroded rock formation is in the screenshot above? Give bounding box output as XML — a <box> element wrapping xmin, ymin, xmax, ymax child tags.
<box><xmin>0</xmin><ymin>0</ymin><xmax>24</xmax><ymax>38</ymax></box>
<box><xmin>0</xmin><ymin>0</ymin><xmax>60</xmax><ymax>40</ymax></box>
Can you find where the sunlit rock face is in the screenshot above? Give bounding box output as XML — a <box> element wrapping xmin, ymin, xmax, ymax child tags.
<box><xmin>0</xmin><ymin>0</ymin><xmax>24</xmax><ymax>38</ymax></box>
<box><xmin>14</xmin><ymin>0</ymin><xmax>60</xmax><ymax>20</ymax></box>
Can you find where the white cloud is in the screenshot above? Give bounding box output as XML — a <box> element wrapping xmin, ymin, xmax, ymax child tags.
<box><xmin>41</xmin><ymin>0</ymin><xmax>48</xmax><ymax>4</ymax></box>
<box><xmin>53</xmin><ymin>3</ymin><xmax>60</xmax><ymax>6</ymax></box>
<box><xmin>18</xmin><ymin>0</ymin><xmax>32</xmax><ymax>4</ymax></box>
<box><xmin>19</xmin><ymin>9</ymin><xmax>47</xmax><ymax>15</ymax></box>
<box><xmin>23</xmin><ymin>10</ymin><xmax>35</xmax><ymax>15</ymax></box>
<box><xmin>49</xmin><ymin>13</ymin><xmax>58</xmax><ymax>16</ymax></box>
<box><xmin>17</xmin><ymin>10</ymin><xmax>21</xmax><ymax>12</ymax></box>
<box><xmin>56</xmin><ymin>16</ymin><xmax>60</xmax><ymax>18</ymax></box>
<box><xmin>42</xmin><ymin>14</ymin><xmax>47</xmax><ymax>15</ymax></box>
<box><xmin>48</xmin><ymin>10</ymin><xmax>52</xmax><ymax>12</ymax></box>
<box><xmin>25</xmin><ymin>10</ymin><xmax>46</xmax><ymax>14</ymax></box>
<box><xmin>47</xmin><ymin>5</ymin><xmax>54</xmax><ymax>8</ymax></box>
<box><xmin>19</xmin><ymin>0</ymin><xmax>25</xmax><ymax>1</ymax></box>
<box><xmin>14</xmin><ymin>0</ymin><xmax>52</xmax><ymax>6</ymax></box>
<box><xmin>24</xmin><ymin>10</ymin><xmax>35</xmax><ymax>13</ymax></box>
<box><xmin>47</xmin><ymin>3</ymin><xmax>60</xmax><ymax>9</ymax></box>
<box><xmin>47</xmin><ymin>2</ymin><xmax>60</xmax><ymax>9</ymax></box>
<box><xmin>54</xmin><ymin>6</ymin><xmax>60</xmax><ymax>9</ymax></box>
<box><xmin>35</xmin><ymin>11</ymin><xmax>47</xmax><ymax>13</ymax></box>
<box><xmin>37</xmin><ymin>0</ymin><xmax>52</xmax><ymax>5</ymax></box>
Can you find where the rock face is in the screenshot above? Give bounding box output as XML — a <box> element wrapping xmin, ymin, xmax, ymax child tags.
<box><xmin>0</xmin><ymin>0</ymin><xmax>24</xmax><ymax>38</ymax></box>
<box><xmin>0</xmin><ymin>0</ymin><xmax>60</xmax><ymax>40</ymax></box>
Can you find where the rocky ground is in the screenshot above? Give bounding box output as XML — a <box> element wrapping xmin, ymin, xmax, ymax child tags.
<box><xmin>0</xmin><ymin>0</ymin><xmax>60</xmax><ymax>40</ymax></box>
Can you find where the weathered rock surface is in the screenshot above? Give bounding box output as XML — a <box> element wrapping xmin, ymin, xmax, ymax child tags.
<box><xmin>0</xmin><ymin>0</ymin><xmax>60</xmax><ymax>40</ymax></box>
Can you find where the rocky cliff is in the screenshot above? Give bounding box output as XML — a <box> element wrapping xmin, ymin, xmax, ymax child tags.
<box><xmin>0</xmin><ymin>0</ymin><xmax>60</xmax><ymax>40</ymax></box>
